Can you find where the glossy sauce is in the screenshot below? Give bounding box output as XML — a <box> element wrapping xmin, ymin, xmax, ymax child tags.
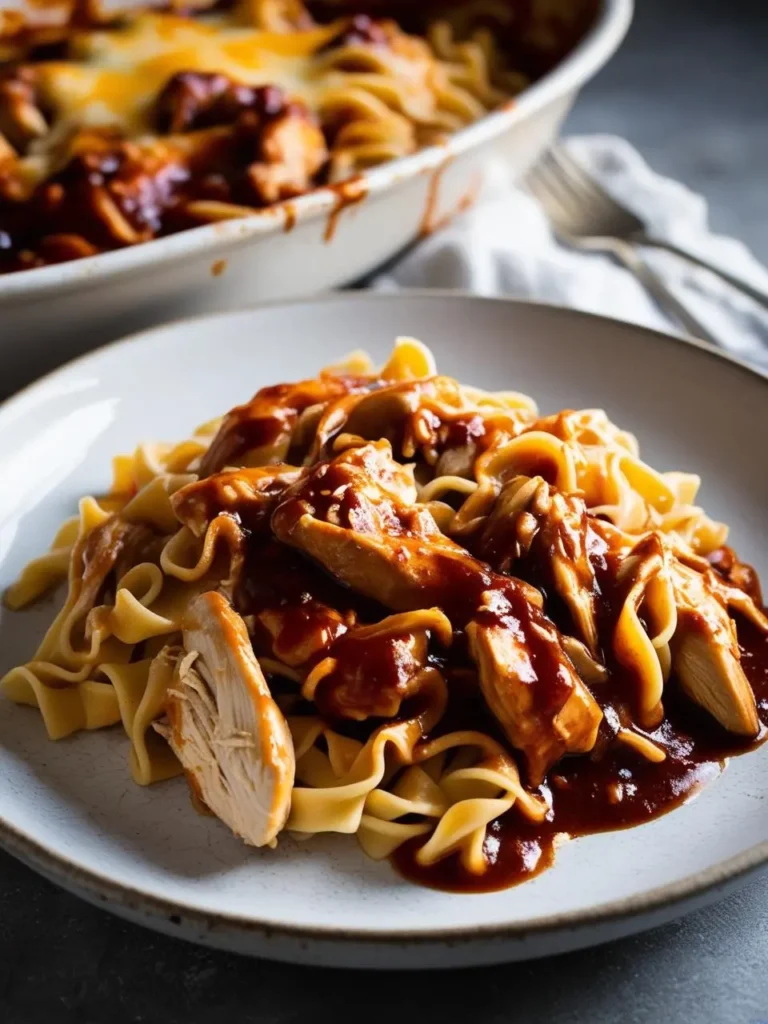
<box><xmin>198</xmin><ymin>373</ymin><xmax>372</xmax><ymax>475</ymax></box>
<box><xmin>475</xmin><ymin>498</ymin><xmax>657</xmax><ymax>721</ymax></box>
<box><xmin>237</xmin><ymin>540</ymin><xmax>369</xmax><ymax>640</ymax></box>
<box><xmin>0</xmin><ymin>72</ymin><xmax>323</xmax><ymax>272</ymax></box>
<box><xmin>418</xmin><ymin>406</ymin><xmax>517</xmax><ymax>463</ymax></box>
<box><xmin>313</xmin><ymin>629</ymin><xmax>427</xmax><ymax>720</ymax></box>
<box><xmin>173</xmin><ymin>467</ymin><xmax>301</xmax><ymax>536</ymax></box>
<box><xmin>418</xmin><ymin>160</ymin><xmax>452</xmax><ymax>237</ymax></box>
<box><xmin>334</xmin><ymin>378</ymin><xmax>517</xmax><ymax>465</ymax></box>
<box><xmin>197</xmin><ymin>386</ymin><xmax>768</xmax><ymax>894</ymax></box>
<box><xmin>323</xmin><ymin>175</ymin><xmax>368</xmax><ymax>243</ymax></box>
<box><xmin>419</xmin><ymin>165</ymin><xmax>483</xmax><ymax>239</ymax></box>
<box><xmin>272</xmin><ymin>449</ymin><xmax>577</xmax><ymax>717</ymax></box>
<box><xmin>400</xmin><ymin>499</ymin><xmax>766</xmax><ymax>891</ymax></box>
<box><xmin>394</xmin><ymin>603</ymin><xmax>768</xmax><ymax>893</ymax></box>
<box><xmin>235</xmin><ymin>535</ymin><xmax>418</xmax><ymax>699</ymax></box>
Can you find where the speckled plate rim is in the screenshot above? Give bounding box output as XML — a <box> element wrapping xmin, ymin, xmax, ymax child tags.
<box><xmin>1</xmin><ymin>291</ymin><xmax>767</xmax><ymax>956</ymax></box>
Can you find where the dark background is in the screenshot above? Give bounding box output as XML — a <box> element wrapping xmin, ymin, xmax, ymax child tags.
<box><xmin>569</xmin><ymin>0</ymin><xmax>768</xmax><ymax>260</ymax></box>
<box><xmin>2</xmin><ymin>1</ymin><xmax>768</xmax><ymax>1021</ymax></box>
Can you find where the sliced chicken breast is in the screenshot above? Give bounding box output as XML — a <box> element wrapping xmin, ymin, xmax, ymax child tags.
<box><xmin>467</xmin><ymin>593</ymin><xmax>602</xmax><ymax>785</ymax></box>
<box><xmin>671</xmin><ymin>561</ymin><xmax>760</xmax><ymax>736</ymax></box>
<box><xmin>478</xmin><ymin>475</ymin><xmax>600</xmax><ymax>656</ymax></box>
<box><xmin>272</xmin><ymin>441</ymin><xmax>602</xmax><ymax>782</ymax></box>
<box><xmin>163</xmin><ymin>591</ymin><xmax>295</xmax><ymax>847</ymax></box>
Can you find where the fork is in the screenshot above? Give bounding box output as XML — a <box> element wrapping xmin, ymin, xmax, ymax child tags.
<box><xmin>525</xmin><ymin>147</ymin><xmax>768</xmax><ymax>346</ymax></box>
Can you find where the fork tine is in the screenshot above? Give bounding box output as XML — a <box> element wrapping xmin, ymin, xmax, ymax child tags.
<box><xmin>541</xmin><ymin>149</ymin><xmax>615</xmax><ymax>229</ymax></box>
<box><xmin>547</xmin><ymin>145</ymin><xmax>619</xmax><ymax>209</ymax></box>
<box><xmin>539</xmin><ymin>150</ymin><xmax>591</xmax><ymax>216</ymax></box>
<box><xmin>548</xmin><ymin>145</ymin><xmax>644</xmax><ymax>234</ymax></box>
<box><xmin>523</xmin><ymin>171</ymin><xmax>570</xmax><ymax>230</ymax></box>
<box><xmin>527</xmin><ymin>146</ymin><xmax>644</xmax><ymax>239</ymax></box>
<box><xmin>525</xmin><ymin>157</ymin><xmax>582</xmax><ymax>232</ymax></box>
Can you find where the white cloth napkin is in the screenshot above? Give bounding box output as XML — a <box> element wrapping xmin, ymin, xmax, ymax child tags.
<box><xmin>374</xmin><ymin>135</ymin><xmax>768</xmax><ymax>370</ymax></box>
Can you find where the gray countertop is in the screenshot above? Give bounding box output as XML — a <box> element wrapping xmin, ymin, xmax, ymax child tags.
<box><xmin>2</xmin><ymin>1</ymin><xmax>768</xmax><ymax>1020</ymax></box>
<box><xmin>2</xmin><ymin>850</ymin><xmax>768</xmax><ymax>1023</ymax></box>
<box><xmin>568</xmin><ymin>0</ymin><xmax>768</xmax><ymax>262</ymax></box>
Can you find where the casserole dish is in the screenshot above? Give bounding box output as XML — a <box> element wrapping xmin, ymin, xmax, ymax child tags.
<box><xmin>0</xmin><ymin>0</ymin><xmax>633</xmax><ymax>390</ymax></box>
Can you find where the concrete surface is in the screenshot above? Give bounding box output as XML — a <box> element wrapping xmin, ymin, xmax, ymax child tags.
<box><xmin>568</xmin><ymin>0</ymin><xmax>768</xmax><ymax>260</ymax></box>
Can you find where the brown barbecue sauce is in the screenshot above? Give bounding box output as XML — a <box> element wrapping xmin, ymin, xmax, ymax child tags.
<box><xmin>221</xmin><ymin>444</ymin><xmax>768</xmax><ymax>893</ymax></box>
<box><xmin>394</xmin><ymin>615</ymin><xmax>768</xmax><ymax>892</ymax></box>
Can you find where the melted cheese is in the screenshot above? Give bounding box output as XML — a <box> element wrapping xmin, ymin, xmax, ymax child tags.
<box><xmin>35</xmin><ymin>13</ymin><xmax>340</xmax><ymax>138</ymax></box>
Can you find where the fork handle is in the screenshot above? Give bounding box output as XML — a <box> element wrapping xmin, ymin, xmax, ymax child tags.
<box><xmin>597</xmin><ymin>238</ymin><xmax>723</xmax><ymax>348</ymax></box>
<box><xmin>638</xmin><ymin>234</ymin><xmax>768</xmax><ymax>311</ymax></box>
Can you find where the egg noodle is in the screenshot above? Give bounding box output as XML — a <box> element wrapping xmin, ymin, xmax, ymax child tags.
<box><xmin>4</xmin><ymin>338</ymin><xmax>767</xmax><ymax>887</ymax></box>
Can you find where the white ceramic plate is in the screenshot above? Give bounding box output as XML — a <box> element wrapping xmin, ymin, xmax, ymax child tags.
<box><xmin>1</xmin><ymin>293</ymin><xmax>767</xmax><ymax>969</ymax></box>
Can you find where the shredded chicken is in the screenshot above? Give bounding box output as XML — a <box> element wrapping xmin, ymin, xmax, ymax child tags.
<box><xmin>162</xmin><ymin>591</ymin><xmax>295</xmax><ymax>847</ymax></box>
<box><xmin>172</xmin><ymin>465</ymin><xmax>301</xmax><ymax>536</ymax></box>
<box><xmin>671</xmin><ymin>560</ymin><xmax>760</xmax><ymax>736</ymax></box>
<box><xmin>75</xmin><ymin>516</ymin><xmax>156</xmax><ymax>613</ymax></box>
<box><xmin>310</xmin><ymin>375</ymin><xmax>522</xmax><ymax>468</ymax></box>
<box><xmin>199</xmin><ymin>372</ymin><xmax>371</xmax><ymax>475</ymax></box>
<box><xmin>478</xmin><ymin>475</ymin><xmax>600</xmax><ymax>656</ymax></box>
<box><xmin>272</xmin><ymin>441</ymin><xmax>602</xmax><ymax>782</ymax></box>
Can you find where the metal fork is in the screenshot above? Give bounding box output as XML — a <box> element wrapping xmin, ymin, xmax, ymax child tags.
<box><xmin>525</xmin><ymin>147</ymin><xmax>768</xmax><ymax>347</ymax></box>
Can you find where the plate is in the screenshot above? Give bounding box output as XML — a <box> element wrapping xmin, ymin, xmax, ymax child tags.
<box><xmin>1</xmin><ymin>292</ymin><xmax>767</xmax><ymax>969</ymax></box>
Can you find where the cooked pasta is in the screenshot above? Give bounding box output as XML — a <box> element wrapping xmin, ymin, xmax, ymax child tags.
<box><xmin>5</xmin><ymin>336</ymin><xmax>768</xmax><ymax>891</ymax></box>
<box><xmin>0</xmin><ymin>0</ymin><xmax>594</xmax><ymax>273</ymax></box>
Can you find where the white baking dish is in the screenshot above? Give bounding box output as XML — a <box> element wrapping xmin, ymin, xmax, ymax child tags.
<box><xmin>1</xmin><ymin>0</ymin><xmax>632</xmax><ymax>390</ymax></box>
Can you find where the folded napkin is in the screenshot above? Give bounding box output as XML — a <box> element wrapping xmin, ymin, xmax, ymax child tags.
<box><xmin>374</xmin><ymin>135</ymin><xmax>768</xmax><ymax>370</ymax></box>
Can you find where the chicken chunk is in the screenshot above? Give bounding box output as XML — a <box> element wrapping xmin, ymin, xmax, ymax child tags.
<box><xmin>478</xmin><ymin>475</ymin><xmax>600</xmax><ymax>656</ymax></box>
<box><xmin>162</xmin><ymin>591</ymin><xmax>295</xmax><ymax>847</ymax></box>
<box><xmin>671</xmin><ymin>561</ymin><xmax>760</xmax><ymax>736</ymax></box>
<box><xmin>247</xmin><ymin>109</ymin><xmax>328</xmax><ymax>205</ymax></box>
<box><xmin>310</xmin><ymin>375</ymin><xmax>521</xmax><ymax>468</ymax></box>
<box><xmin>199</xmin><ymin>372</ymin><xmax>371</xmax><ymax>475</ymax></box>
<box><xmin>305</xmin><ymin>609</ymin><xmax>452</xmax><ymax>721</ymax></box>
<box><xmin>272</xmin><ymin>441</ymin><xmax>602</xmax><ymax>782</ymax></box>
<box><xmin>172</xmin><ymin>465</ymin><xmax>301</xmax><ymax>536</ymax></box>
<box><xmin>272</xmin><ymin>441</ymin><xmax>454</xmax><ymax>610</ymax></box>
<box><xmin>467</xmin><ymin>592</ymin><xmax>603</xmax><ymax>784</ymax></box>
